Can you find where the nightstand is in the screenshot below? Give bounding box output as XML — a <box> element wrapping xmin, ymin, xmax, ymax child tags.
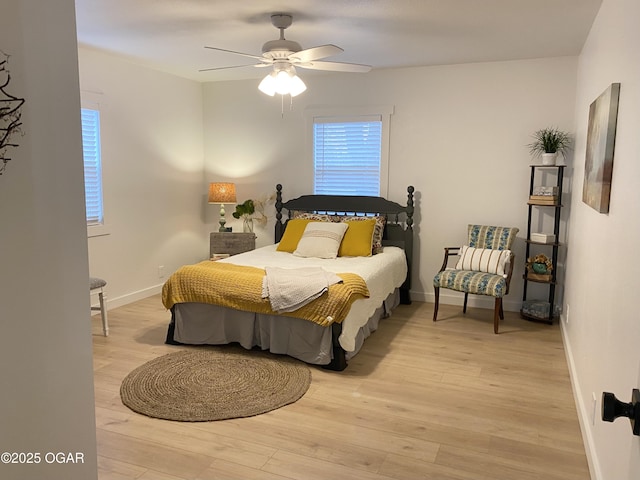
<box><xmin>210</xmin><ymin>232</ymin><xmax>256</xmax><ymax>258</ymax></box>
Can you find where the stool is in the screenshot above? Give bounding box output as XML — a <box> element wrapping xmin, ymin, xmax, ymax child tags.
<box><xmin>90</xmin><ymin>277</ymin><xmax>109</xmax><ymax>336</ymax></box>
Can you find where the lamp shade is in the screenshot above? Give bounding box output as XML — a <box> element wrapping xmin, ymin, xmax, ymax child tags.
<box><xmin>208</xmin><ymin>182</ymin><xmax>236</xmax><ymax>204</ymax></box>
<box><xmin>288</xmin><ymin>74</ymin><xmax>307</xmax><ymax>97</ymax></box>
<box><xmin>258</xmin><ymin>73</ymin><xmax>277</xmax><ymax>97</ymax></box>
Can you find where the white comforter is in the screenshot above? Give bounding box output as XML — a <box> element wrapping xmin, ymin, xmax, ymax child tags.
<box><xmin>219</xmin><ymin>244</ymin><xmax>408</xmax><ymax>351</ymax></box>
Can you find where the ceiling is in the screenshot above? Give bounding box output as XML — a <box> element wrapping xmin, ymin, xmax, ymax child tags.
<box><xmin>74</xmin><ymin>0</ymin><xmax>602</xmax><ymax>83</ymax></box>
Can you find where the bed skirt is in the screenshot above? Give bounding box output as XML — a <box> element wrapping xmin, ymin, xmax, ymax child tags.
<box><xmin>165</xmin><ymin>289</ymin><xmax>400</xmax><ymax>367</ymax></box>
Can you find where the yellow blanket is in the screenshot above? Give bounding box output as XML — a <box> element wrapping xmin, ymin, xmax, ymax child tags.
<box><xmin>161</xmin><ymin>261</ymin><xmax>370</xmax><ymax>327</ymax></box>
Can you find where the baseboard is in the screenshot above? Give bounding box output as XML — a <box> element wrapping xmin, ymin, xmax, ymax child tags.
<box><xmin>90</xmin><ymin>284</ymin><xmax>163</xmax><ymax>313</ymax></box>
<box><xmin>560</xmin><ymin>320</ymin><xmax>601</xmax><ymax>480</ymax></box>
<box><xmin>412</xmin><ymin>290</ymin><xmax>522</xmax><ymax>312</ymax></box>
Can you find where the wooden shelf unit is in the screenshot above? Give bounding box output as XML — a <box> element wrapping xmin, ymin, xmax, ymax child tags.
<box><xmin>521</xmin><ymin>164</ymin><xmax>565</xmax><ymax>324</ymax></box>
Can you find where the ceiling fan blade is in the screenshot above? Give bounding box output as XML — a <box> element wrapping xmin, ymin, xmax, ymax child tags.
<box><xmin>198</xmin><ymin>64</ymin><xmax>262</xmax><ymax>72</ymax></box>
<box><xmin>298</xmin><ymin>61</ymin><xmax>372</xmax><ymax>73</ymax></box>
<box><xmin>204</xmin><ymin>46</ymin><xmax>264</xmax><ymax>61</ymax></box>
<box><xmin>289</xmin><ymin>44</ymin><xmax>343</xmax><ymax>63</ymax></box>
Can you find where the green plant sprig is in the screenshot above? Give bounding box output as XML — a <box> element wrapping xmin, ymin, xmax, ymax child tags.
<box><xmin>527</xmin><ymin>127</ymin><xmax>572</xmax><ymax>159</ymax></box>
<box><xmin>232</xmin><ymin>199</ymin><xmax>255</xmax><ymax>219</ymax></box>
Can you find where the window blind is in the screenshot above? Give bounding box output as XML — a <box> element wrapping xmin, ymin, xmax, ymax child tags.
<box><xmin>81</xmin><ymin>108</ymin><xmax>104</xmax><ymax>225</ymax></box>
<box><xmin>313</xmin><ymin>118</ymin><xmax>382</xmax><ymax>196</ymax></box>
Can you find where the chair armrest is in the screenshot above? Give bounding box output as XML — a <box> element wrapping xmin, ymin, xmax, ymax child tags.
<box><xmin>504</xmin><ymin>252</ymin><xmax>516</xmax><ymax>294</ymax></box>
<box><xmin>438</xmin><ymin>247</ymin><xmax>461</xmax><ymax>272</ymax></box>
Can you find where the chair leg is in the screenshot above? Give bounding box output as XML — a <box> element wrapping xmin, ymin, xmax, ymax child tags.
<box><xmin>499</xmin><ymin>300</ymin><xmax>504</xmax><ymax>320</ymax></box>
<box><xmin>433</xmin><ymin>287</ymin><xmax>440</xmax><ymax>322</ymax></box>
<box><xmin>493</xmin><ymin>298</ymin><xmax>501</xmax><ymax>334</ymax></box>
<box><xmin>463</xmin><ymin>293</ymin><xmax>469</xmax><ymax>314</ymax></box>
<box><xmin>99</xmin><ymin>290</ymin><xmax>109</xmax><ymax>337</ymax></box>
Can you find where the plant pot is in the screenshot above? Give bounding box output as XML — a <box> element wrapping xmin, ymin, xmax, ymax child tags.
<box><xmin>541</xmin><ymin>153</ymin><xmax>557</xmax><ymax>165</ymax></box>
<box><xmin>532</xmin><ymin>262</ymin><xmax>548</xmax><ymax>274</ymax></box>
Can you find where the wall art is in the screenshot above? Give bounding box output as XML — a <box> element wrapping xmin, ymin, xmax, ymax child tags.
<box><xmin>582</xmin><ymin>83</ymin><xmax>621</xmax><ymax>213</ymax></box>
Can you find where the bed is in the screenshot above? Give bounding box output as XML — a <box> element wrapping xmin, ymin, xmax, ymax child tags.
<box><xmin>164</xmin><ymin>184</ymin><xmax>415</xmax><ymax>370</ymax></box>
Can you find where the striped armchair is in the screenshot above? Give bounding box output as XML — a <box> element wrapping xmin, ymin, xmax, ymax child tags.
<box><xmin>433</xmin><ymin>225</ymin><xmax>519</xmax><ymax>333</ymax></box>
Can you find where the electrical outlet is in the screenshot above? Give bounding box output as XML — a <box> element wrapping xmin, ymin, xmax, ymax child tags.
<box><xmin>591</xmin><ymin>392</ymin><xmax>597</xmax><ymax>425</ymax></box>
<box><xmin>158</xmin><ymin>265</ymin><xmax>165</xmax><ymax>278</ymax></box>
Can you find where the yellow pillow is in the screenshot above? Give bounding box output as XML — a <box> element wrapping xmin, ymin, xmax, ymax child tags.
<box><xmin>276</xmin><ymin>219</ymin><xmax>314</xmax><ymax>252</ymax></box>
<box><xmin>338</xmin><ymin>218</ymin><xmax>376</xmax><ymax>257</ymax></box>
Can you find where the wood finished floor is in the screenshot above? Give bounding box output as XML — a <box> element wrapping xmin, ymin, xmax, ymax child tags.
<box><xmin>92</xmin><ymin>295</ymin><xmax>590</xmax><ymax>480</ymax></box>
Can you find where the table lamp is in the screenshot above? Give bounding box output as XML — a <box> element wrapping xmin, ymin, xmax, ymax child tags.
<box><xmin>208</xmin><ymin>182</ymin><xmax>237</xmax><ymax>232</ymax></box>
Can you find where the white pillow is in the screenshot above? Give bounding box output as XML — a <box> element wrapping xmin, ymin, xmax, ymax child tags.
<box><xmin>293</xmin><ymin>222</ymin><xmax>349</xmax><ymax>259</ymax></box>
<box><xmin>455</xmin><ymin>245</ymin><xmax>512</xmax><ymax>276</ymax></box>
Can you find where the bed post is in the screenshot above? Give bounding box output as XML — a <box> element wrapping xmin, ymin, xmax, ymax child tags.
<box><xmin>324</xmin><ymin>323</ymin><xmax>347</xmax><ymax>371</ymax></box>
<box><xmin>400</xmin><ymin>185</ymin><xmax>415</xmax><ymax>305</ymax></box>
<box><xmin>275</xmin><ymin>184</ymin><xmax>285</xmax><ymax>243</ymax></box>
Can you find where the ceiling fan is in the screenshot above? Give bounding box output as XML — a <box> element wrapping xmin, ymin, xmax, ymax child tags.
<box><xmin>200</xmin><ymin>13</ymin><xmax>371</xmax><ymax>97</ymax></box>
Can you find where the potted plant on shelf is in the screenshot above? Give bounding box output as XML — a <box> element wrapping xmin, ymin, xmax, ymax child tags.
<box><xmin>526</xmin><ymin>254</ymin><xmax>553</xmax><ymax>281</ymax></box>
<box><xmin>527</xmin><ymin>127</ymin><xmax>572</xmax><ymax>165</ymax></box>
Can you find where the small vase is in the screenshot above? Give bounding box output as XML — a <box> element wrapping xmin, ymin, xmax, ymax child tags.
<box><xmin>243</xmin><ymin>217</ymin><xmax>254</xmax><ymax>233</ymax></box>
<box><xmin>541</xmin><ymin>153</ymin><xmax>557</xmax><ymax>165</ymax></box>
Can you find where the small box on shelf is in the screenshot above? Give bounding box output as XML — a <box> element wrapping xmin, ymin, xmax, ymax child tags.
<box><xmin>521</xmin><ymin>300</ymin><xmax>553</xmax><ymax>320</ymax></box>
<box><xmin>530</xmin><ymin>232</ymin><xmax>555</xmax><ymax>244</ymax></box>
<box><xmin>521</xmin><ymin>300</ymin><xmax>560</xmax><ymax>322</ymax></box>
<box><xmin>532</xmin><ymin>186</ymin><xmax>558</xmax><ymax>196</ymax></box>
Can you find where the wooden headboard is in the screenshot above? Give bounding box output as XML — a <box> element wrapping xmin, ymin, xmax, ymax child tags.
<box><xmin>273</xmin><ymin>184</ymin><xmax>415</xmax><ymax>304</ymax></box>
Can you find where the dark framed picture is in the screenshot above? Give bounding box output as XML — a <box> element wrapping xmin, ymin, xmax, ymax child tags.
<box><xmin>582</xmin><ymin>83</ymin><xmax>621</xmax><ymax>213</ymax></box>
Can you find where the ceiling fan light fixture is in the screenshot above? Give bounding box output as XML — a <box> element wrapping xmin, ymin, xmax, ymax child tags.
<box><xmin>258</xmin><ymin>72</ymin><xmax>277</xmax><ymax>96</ymax></box>
<box><xmin>258</xmin><ymin>68</ymin><xmax>306</xmax><ymax>97</ymax></box>
<box><xmin>274</xmin><ymin>70</ymin><xmax>292</xmax><ymax>95</ymax></box>
<box><xmin>288</xmin><ymin>74</ymin><xmax>307</xmax><ymax>97</ymax></box>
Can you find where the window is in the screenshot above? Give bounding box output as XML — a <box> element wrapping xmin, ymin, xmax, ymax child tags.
<box><xmin>81</xmin><ymin>108</ymin><xmax>104</xmax><ymax>226</ymax></box>
<box><xmin>309</xmin><ymin>107</ymin><xmax>392</xmax><ymax>197</ymax></box>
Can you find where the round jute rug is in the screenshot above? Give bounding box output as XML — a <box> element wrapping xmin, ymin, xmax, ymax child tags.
<box><xmin>120</xmin><ymin>347</ymin><xmax>311</xmax><ymax>422</ymax></box>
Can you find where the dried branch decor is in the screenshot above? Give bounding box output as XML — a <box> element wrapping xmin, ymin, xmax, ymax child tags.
<box><xmin>0</xmin><ymin>51</ymin><xmax>26</xmax><ymax>176</ymax></box>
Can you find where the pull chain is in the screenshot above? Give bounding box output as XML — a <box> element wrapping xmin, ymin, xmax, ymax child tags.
<box><xmin>279</xmin><ymin>94</ymin><xmax>295</xmax><ymax>118</ymax></box>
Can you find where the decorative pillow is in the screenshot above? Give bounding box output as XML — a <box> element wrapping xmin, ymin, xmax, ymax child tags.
<box><xmin>291</xmin><ymin>211</ymin><xmax>333</xmax><ymax>222</ymax></box>
<box><xmin>454</xmin><ymin>245</ymin><xmax>512</xmax><ymax>276</ymax></box>
<box><xmin>293</xmin><ymin>222</ymin><xmax>349</xmax><ymax>259</ymax></box>
<box><xmin>339</xmin><ymin>215</ymin><xmax>385</xmax><ymax>254</ymax></box>
<box><xmin>338</xmin><ymin>218</ymin><xmax>376</xmax><ymax>257</ymax></box>
<box><xmin>276</xmin><ymin>219</ymin><xmax>314</xmax><ymax>252</ymax></box>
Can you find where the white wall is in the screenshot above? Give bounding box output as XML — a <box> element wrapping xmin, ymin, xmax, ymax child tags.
<box><xmin>203</xmin><ymin>57</ymin><xmax>578</xmax><ymax>309</ymax></box>
<box><xmin>0</xmin><ymin>1</ymin><xmax>97</xmax><ymax>479</ymax></box>
<box><xmin>563</xmin><ymin>0</ymin><xmax>640</xmax><ymax>478</ymax></box>
<box><xmin>78</xmin><ymin>48</ymin><xmax>206</xmax><ymax>308</ymax></box>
